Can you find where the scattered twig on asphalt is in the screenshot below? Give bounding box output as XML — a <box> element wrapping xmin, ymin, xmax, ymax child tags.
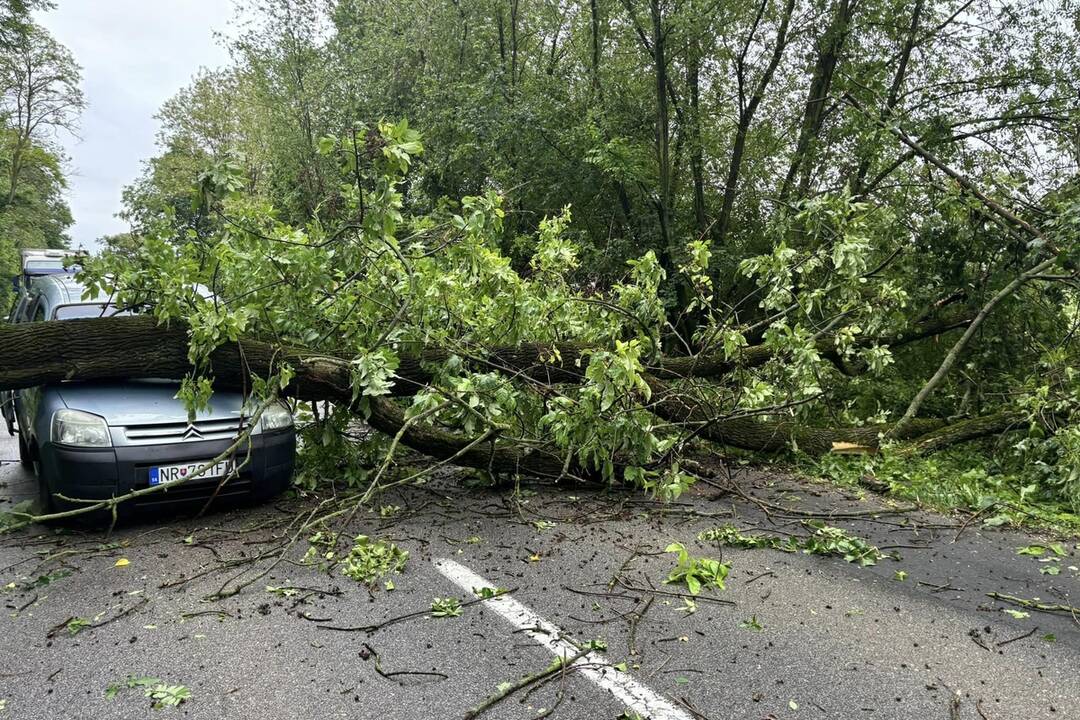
<box><xmin>463</xmin><ymin>646</ymin><xmax>592</xmax><ymax>719</ymax></box>
<box><xmin>917</xmin><ymin>580</ymin><xmax>965</xmax><ymax>593</ymax></box>
<box><xmin>614</xmin><ymin>577</ymin><xmax>736</xmax><ymax>606</ymax></box>
<box><xmin>608</xmin><ymin>546</ymin><xmax>646</xmax><ymax>591</ymax></box>
<box><xmin>179</xmin><ymin>609</ymin><xmax>234</xmax><ymax>621</ymax></box>
<box><xmin>730</xmin><ymin>484</ymin><xmax>918</xmax><ymax>520</ymax></box>
<box><xmin>967</xmin><ymin>628</ymin><xmax>993</xmax><ymax>652</ymax></box>
<box><xmin>361</xmin><ymin>642</ymin><xmax>448</xmax><ymax>684</ymax></box>
<box><xmin>953</xmin><ymin>503</ymin><xmax>996</xmax><ymax>543</ymax></box>
<box><xmin>996</xmin><ymin>626</ymin><xmax>1038</xmax><ymax>647</ymax></box>
<box><xmin>561</xmin><ymin>584</ymin><xmax>640</xmax><ymax>602</ymax></box>
<box><xmin>677</xmin><ymin>695</ymin><xmax>716</xmax><ymax>720</ymax></box>
<box><xmin>318</xmin><ymin>587</ymin><xmax>516</xmax><ymax>633</ymax></box>
<box><xmin>46</xmin><ymin>597</ymin><xmax>150</xmax><ymax>639</ymax></box>
<box><xmin>744</xmin><ymin>570</ymin><xmax>775</xmax><ymax>586</ymax></box>
<box><xmin>987</xmin><ymin>592</ymin><xmax>1080</xmax><ymax>624</ymax></box>
<box><xmin>627</xmin><ymin>597</ymin><xmax>654</xmax><ymax>656</ymax></box>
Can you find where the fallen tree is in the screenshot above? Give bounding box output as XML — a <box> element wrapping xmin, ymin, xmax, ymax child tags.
<box><xmin>1</xmin><ymin>120</ymin><xmax>1073</xmax><ymax>518</ymax></box>
<box><xmin>0</xmin><ymin>314</ymin><xmax>1025</xmax><ymax>480</ymax></box>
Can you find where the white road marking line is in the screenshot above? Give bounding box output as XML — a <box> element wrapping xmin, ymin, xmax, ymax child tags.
<box><xmin>433</xmin><ymin>557</ymin><xmax>693</xmax><ymax>720</ymax></box>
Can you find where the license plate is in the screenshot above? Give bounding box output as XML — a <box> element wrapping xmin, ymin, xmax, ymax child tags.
<box><xmin>149</xmin><ymin>460</ymin><xmax>233</xmax><ymax>486</ymax></box>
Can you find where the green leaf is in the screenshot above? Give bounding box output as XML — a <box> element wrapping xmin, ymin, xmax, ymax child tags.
<box><xmin>430</xmin><ymin>597</ymin><xmax>462</xmax><ymax>618</ymax></box>
<box><xmin>739</xmin><ymin>616</ymin><xmax>764</xmax><ymax>631</ymax></box>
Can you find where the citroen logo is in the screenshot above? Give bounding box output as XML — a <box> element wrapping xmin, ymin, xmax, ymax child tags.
<box><xmin>182</xmin><ymin>424</ymin><xmax>204</xmax><ymax>441</ymax></box>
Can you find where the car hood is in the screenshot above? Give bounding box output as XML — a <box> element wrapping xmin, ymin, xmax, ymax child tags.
<box><xmin>52</xmin><ymin>380</ymin><xmax>248</xmax><ymax>427</ymax></box>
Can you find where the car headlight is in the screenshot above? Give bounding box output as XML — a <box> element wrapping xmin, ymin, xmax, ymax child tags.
<box><xmin>52</xmin><ymin>409</ymin><xmax>112</xmax><ymax>447</ymax></box>
<box><xmin>257</xmin><ymin>402</ymin><xmax>294</xmax><ymax>433</ymax></box>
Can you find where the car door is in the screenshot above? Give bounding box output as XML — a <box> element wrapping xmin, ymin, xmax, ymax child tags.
<box><xmin>0</xmin><ymin>295</ymin><xmax>17</xmax><ymax>434</ymax></box>
<box><xmin>12</xmin><ymin>294</ymin><xmax>45</xmax><ymax>443</ymax></box>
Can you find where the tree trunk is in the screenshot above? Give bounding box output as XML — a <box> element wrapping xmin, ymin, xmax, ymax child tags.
<box><xmin>851</xmin><ymin>0</ymin><xmax>923</xmax><ymax>196</ymax></box>
<box><xmin>589</xmin><ymin>0</ymin><xmax>602</xmax><ymax>94</ymax></box>
<box><xmin>0</xmin><ymin>313</ymin><xmax>974</xmax><ymax>393</ymax></box>
<box><xmin>715</xmin><ymin>0</ymin><xmax>796</xmax><ymax>245</ymax></box>
<box><xmin>0</xmin><ymin>314</ymin><xmax>1010</xmax><ymax>477</ymax></box>
<box><xmin>779</xmin><ymin>0</ymin><xmax>856</xmax><ymax>202</ymax></box>
<box><xmin>687</xmin><ymin>34</ymin><xmax>706</xmax><ymax>237</ymax></box>
<box><xmin>648</xmin><ymin>0</ymin><xmax>674</xmax><ymax>265</ymax></box>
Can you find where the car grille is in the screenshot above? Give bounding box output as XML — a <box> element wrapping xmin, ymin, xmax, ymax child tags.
<box><xmin>133</xmin><ymin>472</ymin><xmax>254</xmax><ymax>509</ymax></box>
<box><xmin>120</xmin><ymin>419</ymin><xmax>247</xmax><ymax>445</ymax></box>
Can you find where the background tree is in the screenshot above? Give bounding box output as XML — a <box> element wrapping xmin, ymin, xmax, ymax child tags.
<box><xmin>0</xmin><ymin>9</ymin><xmax>81</xmax><ymax>306</ymax></box>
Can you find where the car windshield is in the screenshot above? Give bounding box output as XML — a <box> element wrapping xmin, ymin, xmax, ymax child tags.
<box><xmin>53</xmin><ymin>303</ymin><xmax>135</xmax><ymax>320</ymax></box>
<box><xmin>24</xmin><ymin>259</ymin><xmax>70</xmax><ymax>274</ymax></box>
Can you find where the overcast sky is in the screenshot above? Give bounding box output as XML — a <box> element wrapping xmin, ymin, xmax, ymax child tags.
<box><xmin>37</xmin><ymin>1</ymin><xmax>235</xmax><ymax>251</ymax></box>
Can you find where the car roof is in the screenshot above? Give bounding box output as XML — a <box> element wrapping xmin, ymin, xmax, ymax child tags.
<box><xmin>32</xmin><ymin>275</ymin><xmax>113</xmax><ymax>311</ymax></box>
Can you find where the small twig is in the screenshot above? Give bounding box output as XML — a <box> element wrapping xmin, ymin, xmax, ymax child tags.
<box><xmin>996</xmin><ymin>625</ymin><xmax>1038</xmax><ymax>647</ymax></box>
<box><xmin>627</xmin><ymin>597</ymin><xmax>654</xmax><ymax>656</ymax></box>
<box><xmin>319</xmin><ymin>587</ymin><xmax>516</xmax><ymax>633</ymax></box>
<box><xmin>967</xmin><ymin>628</ymin><xmax>993</xmax><ymax>652</ymax></box>
<box><xmin>916</xmin><ymin>580</ymin><xmax>965</xmax><ymax>593</ymax></box>
<box><xmin>463</xmin><ymin>647</ymin><xmax>592</xmax><ymax>719</ymax></box>
<box><xmin>362</xmin><ymin>642</ymin><xmax>448</xmax><ymax>684</ymax></box>
<box><xmin>987</xmin><ymin>592</ymin><xmax>1080</xmax><ymax>623</ymax></box>
<box><xmin>744</xmin><ymin>570</ymin><xmax>775</xmax><ymax>587</ymax></box>
<box><xmin>180</xmin><ymin>609</ymin><xmax>234</xmax><ymax>620</ymax></box>
<box><xmin>953</xmin><ymin>503</ymin><xmax>996</xmax><ymax>543</ymax></box>
<box><xmin>46</xmin><ymin>597</ymin><xmax>149</xmax><ymax>639</ymax></box>
<box><xmin>614</xmin><ymin>578</ymin><xmax>736</xmax><ymax>606</ymax></box>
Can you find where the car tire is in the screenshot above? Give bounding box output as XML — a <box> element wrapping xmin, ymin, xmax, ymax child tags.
<box><xmin>31</xmin><ymin>448</ymin><xmax>54</xmax><ymax>515</ymax></box>
<box><xmin>17</xmin><ymin>433</ymin><xmax>33</xmax><ymax>469</ymax></box>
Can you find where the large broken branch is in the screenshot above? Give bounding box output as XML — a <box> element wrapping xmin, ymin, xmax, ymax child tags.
<box><xmin>0</xmin><ymin>311</ymin><xmax>972</xmax><ymax>393</ymax></box>
<box><xmin>0</xmin><ymin>316</ymin><xmax>1007</xmax><ymax>479</ymax></box>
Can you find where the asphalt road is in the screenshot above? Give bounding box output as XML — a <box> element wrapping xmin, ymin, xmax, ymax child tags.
<box><xmin>1</xmin><ymin>432</ymin><xmax>1078</xmax><ymax>720</ymax></box>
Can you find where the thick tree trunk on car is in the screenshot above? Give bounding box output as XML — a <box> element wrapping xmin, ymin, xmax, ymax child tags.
<box><xmin>0</xmin><ymin>316</ymin><xmax>1009</xmax><ymax>479</ymax></box>
<box><xmin>0</xmin><ymin>314</ymin><xmax>973</xmax><ymax>392</ymax></box>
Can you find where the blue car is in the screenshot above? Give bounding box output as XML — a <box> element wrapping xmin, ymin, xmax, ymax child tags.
<box><xmin>2</xmin><ymin>275</ymin><xmax>296</xmax><ymax>516</ymax></box>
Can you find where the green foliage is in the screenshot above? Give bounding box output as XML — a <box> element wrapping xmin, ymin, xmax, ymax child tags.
<box><xmin>65</xmin><ymin>617</ymin><xmax>90</xmax><ymax>635</ymax></box>
<box><xmin>472</xmin><ymin>587</ymin><xmax>504</xmax><ymax>599</ymax></box>
<box><xmin>698</xmin><ymin>525</ymin><xmax>798</xmax><ymax>552</ymax></box>
<box><xmin>698</xmin><ymin>523</ymin><xmax>885</xmax><ymax>566</ymax></box>
<box><xmin>808</xmin><ymin>448</ymin><xmax>1080</xmax><ymax>533</ymax></box>
<box><xmin>801</xmin><ymin>522</ymin><xmax>885</xmax><ymax>567</ymax></box>
<box><xmin>429</xmin><ymin>596</ymin><xmax>462</xmax><ymax>618</ymax></box>
<box><xmin>105</xmin><ymin>676</ymin><xmax>191</xmax><ymax>709</ymax></box>
<box><xmin>739</xmin><ymin>616</ymin><xmax>764</xmax><ymax>631</ymax></box>
<box><xmin>663</xmin><ymin>543</ymin><xmax>729</xmax><ymax>595</ymax></box>
<box><xmin>340</xmin><ymin>535</ymin><xmax>408</xmax><ymax>586</ymax></box>
<box><xmin>0</xmin><ymin>17</ymin><xmax>82</xmax><ymax>305</ymax></box>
